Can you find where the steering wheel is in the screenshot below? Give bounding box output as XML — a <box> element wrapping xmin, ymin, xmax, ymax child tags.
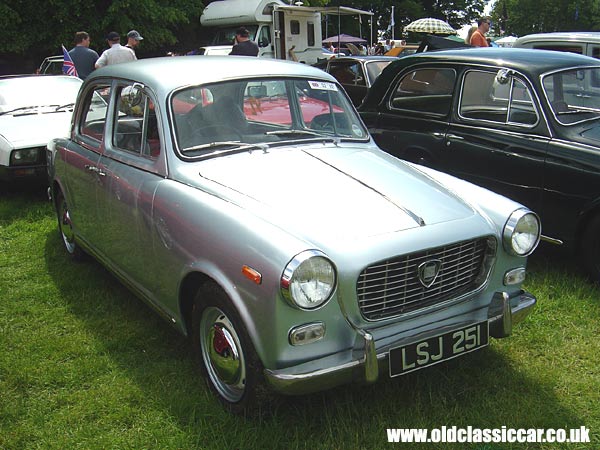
<box><xmin>310</xmin><ymin>113</ymin><xmax>334</xmax><ymax>132</ymax></box>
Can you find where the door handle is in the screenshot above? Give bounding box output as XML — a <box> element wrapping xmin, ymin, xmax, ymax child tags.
<box><xmin>84</xmin><ymin>165</ymin><xmax>106</xmax><ymax>177</ymax></box>
<box><xmin>446</xmin><ymin>134</ymin><xmax>465</xmax><ymax>140</ymax></box>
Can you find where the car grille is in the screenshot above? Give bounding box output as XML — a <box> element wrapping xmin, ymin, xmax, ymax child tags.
<box><xmin>357</xmin><ymin>237</ymin><xmax>495</xmax><ymax>320</ymax></box>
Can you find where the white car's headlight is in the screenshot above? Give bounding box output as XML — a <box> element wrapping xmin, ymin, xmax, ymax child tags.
<box><xmin>503</xmin><ymin>209</ymin><xmax>541</xmax><ymax>256</ymax></box>
<box><xmin>281</xmin><ymin>250</ymin><xmax>336</xmax><ymax>310</ymax></box>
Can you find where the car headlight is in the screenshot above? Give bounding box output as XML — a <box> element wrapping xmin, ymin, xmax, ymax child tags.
<box><xmin>281</xmin><ymin>250</ymin><xmax>336</xmax><ymax>310</ymax></box>
<box><xmin>503</xmin><ymin>209</ymin><xmax>541</xmax><ymax>256</ymax></box>
<box><xmin>10</xmin><ymin>147</ymin><xmax>43</xmax><ymax>166</ymax></box>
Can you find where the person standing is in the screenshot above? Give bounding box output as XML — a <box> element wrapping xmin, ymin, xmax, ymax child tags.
<box><xmin>95</xmin><ymin>32</ymin><xmax>136</xmax><ymax>68</ymax></box>
<box><xmin>125</xmin><ymin>30</ymin><xmax>144</xmax><ymax>54</ymax></box>
<box><xmin>229</xmin><ymin>27</ymin><xmax>259</xmax><ymax>56</ymax></box>
<box><xmin>470</xmin><ymin>17</ymin><xmax>490</xmax><ymax>47</ymax></box>
<box><xmin>68</xmin><ymin>31</ymin><xmax>99</xmax><ymax>80</ymax></box>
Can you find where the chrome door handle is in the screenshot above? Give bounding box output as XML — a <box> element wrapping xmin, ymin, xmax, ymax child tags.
<box><xmin>84</xmin><ymin>165</ymin><xmax>106</xmax><ymax>176</ymax></box>
<box><xmin>446</xmin><ymin>134</ymin><xmax>465</xmax><ymax>140</ymax></box>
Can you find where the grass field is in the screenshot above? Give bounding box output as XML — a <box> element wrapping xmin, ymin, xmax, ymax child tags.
<box><xmin>1</xmin><ymin>186</ymin><xmax>599</xmax><ymax>449</ymax></box>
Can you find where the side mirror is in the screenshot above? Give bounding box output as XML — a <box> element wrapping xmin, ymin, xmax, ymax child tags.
<box><xmin>496</xmin><ymin>69</ymin><xmax>512</xmax><ymax>85</ymax></box>
<box><xmin>121</xmin><ymin>82</ymin><xmax>144</xmax><ymax>107</ymax></box>
<box><xmin>248</xmin><ymin>85</ymin><xmax>268</xmax><ymax>98</ymax></box>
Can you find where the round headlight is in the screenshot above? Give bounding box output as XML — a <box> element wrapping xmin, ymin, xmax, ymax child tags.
<box><xmin>503</xmin><ymin>209</ymin><xmax>541</xmax><ymax>256</ymax></box>
<box><xmin>281</xmin><ymin>250</ymin><xmax>336</xmax><ymax>310</ymax></box>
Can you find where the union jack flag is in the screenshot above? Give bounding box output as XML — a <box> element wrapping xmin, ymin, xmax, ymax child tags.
<box><xmin>62</xmin><ymin>45</ymin><xmax>78</xmax><ymax>77</ymax></box>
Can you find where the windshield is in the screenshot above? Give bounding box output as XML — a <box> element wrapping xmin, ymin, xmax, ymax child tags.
<box><xmin>0</xmin><ymin>76</ymin><xmax>82</xmax><ymax>113</ymax></box>
<box><xmin>542</xmin><ymin>67</ymin><xmax>600</xmax><ymax>125</ymax></box>
<box><xmin>211</xmin><ymin>26</ymin><xmax>258</xmax><ymax>46</ymax></box>
<box><xmin>366</xmin><ymin>60</ymin><xmax>392</xmax><ymax>85</ymax></box>
<box><xmin>171</xmin><ymin>77</ymin><xmax>368</xmax><ymax>156</ymax></box>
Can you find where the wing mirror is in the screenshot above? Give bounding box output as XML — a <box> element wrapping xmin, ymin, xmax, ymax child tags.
<box><xmin>121</xmin><ymin>83</ymin><xmax>145</xmax><ymax>108</ymax></box>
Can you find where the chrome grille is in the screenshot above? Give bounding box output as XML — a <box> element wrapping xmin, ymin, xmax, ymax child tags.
<box><xmin>357</xmin><ymin>237</ymin><xmax>494</xmax><ymax>320</ymax></box>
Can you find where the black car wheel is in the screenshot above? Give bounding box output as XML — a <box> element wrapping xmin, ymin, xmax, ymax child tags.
<box><xmin>191</xmin><ymin>282</ymin><xmax>267</xmax><ymax>414</ymax></box>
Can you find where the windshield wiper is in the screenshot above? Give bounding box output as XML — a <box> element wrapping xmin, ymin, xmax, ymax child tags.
<box><xmin>183</xmin><ymin>141</ymin><xmax>242</xmax><ymax>152</ymax></box>
<box><xmin>556</xmin><ymin>108</ymin><xmax>600</xmax><ymax>115</ymax></box>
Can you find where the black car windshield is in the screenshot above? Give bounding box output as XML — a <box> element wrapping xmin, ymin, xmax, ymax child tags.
<box><xmin>171</xmin><ymin>77</ymin><xmax>368</xmax><ymax>155</ymax></box>
<box><xmin>543</xmin><ymin>67</ymin><xmax>600</xmax><ymax>125</ymax></box>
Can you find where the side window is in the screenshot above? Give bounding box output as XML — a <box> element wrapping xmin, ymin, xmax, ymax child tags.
<box><xmin>533</xmin><ymin>44</ymin><xmax>584</xmax><ymax>55</ymax></box>
<box><xmin>290</xmin><ymin>20</ymin><xmax>300</xmax><ymax>35</ymax></box>
<box><xmin>390</xmin><ymin>68</ymin><xmax>456</xmax><ymax>115</ymax></box>
<box><xmin>307</xmin><ymin>22</ymin><xmax>315</xmax><ymax>47</ymax></box>
<box><xmin>460</xmin><ymin>70</ymin><xmax>538</xmax><ymax>126</ymax></box>
<box><xmin>113</xmin><ymin>84</ymin><xmax>161</xmax><ymax>158</ymax></box>
<box><xmin>80</xmin><ymin>85</ymin><xmax>111</xmax><ymax>142</ymax></box>
<box><xmin>329</xmin><ymin>62</ymin><xmax>365</xmax><ymax>86</ymax></box>
<box><xmin>258</xmin><ymin>26</ymin><xmax>271</xmax><ymax>48</ymax></box>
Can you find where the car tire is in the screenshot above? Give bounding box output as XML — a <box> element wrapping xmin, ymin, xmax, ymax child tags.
<box><xmin>55</xmin><ymin>189</ymin><xmax>84</xmax><ymax>260</ymax></box>
<box><xmin>581</xmin><ymin>214</ymin><xmax>600</xmax><ymax>283</ymax></box>
<box><xmin>191</xmin><ymin>282</ymin><xmax>269</xmax><ymax>414</ymax></box>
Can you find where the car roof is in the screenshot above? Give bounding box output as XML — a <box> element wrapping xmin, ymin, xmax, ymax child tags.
<box><xmin>515</xmin><ymin>32</ymin><xmax>600</xmax><ymax>45</ymax></box>
<box><xmin>88</xmin><ymin>56</ymin><xmax>338</xmax><ymax>94</ymax></box>
<box><xmin>363</xmin><ymin>47</ymin><xmax>600</xmax><ymax>108</ymax></box>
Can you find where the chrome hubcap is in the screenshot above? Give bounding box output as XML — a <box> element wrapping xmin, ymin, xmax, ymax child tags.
<box><xmin>59</xmin><ymin>197</ymin><xmax>76</xmax><ymax>253</ymax></box>
<box><xmin>200</xmin><ymin>306</ymin><xmax>246</xmax><ymax>402</ymax></box>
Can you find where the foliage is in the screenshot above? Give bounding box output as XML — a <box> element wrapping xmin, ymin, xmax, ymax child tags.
<box><xmin>0</xmin><ymin>0</ymin><xmax>204</xmax><ymax>62</ymax></box>
<box><xmin>1</xmin><ymin>187</ymin><xmax>599</xmax><ymax>448</ymax></box>
<box><xmin>491</xmin><ymin>0</ymin><xmax>600</xmax><ymax>36</ymax></box>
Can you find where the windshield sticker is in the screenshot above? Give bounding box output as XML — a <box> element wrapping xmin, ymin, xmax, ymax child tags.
<box><xmin>309</xmin><ymin>81</ymin><xmax>338</xmax><ymax>91</ymax></box>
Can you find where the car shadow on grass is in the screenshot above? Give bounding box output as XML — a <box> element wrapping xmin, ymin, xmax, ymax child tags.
<box><xmin>43</xmin><ymin>230</ymin><xmax>592</xmax><ymax>449</ymax></box>
<box><xmin>0</xmin><ymin>181</ymin><xmax>50</xmax><ymax>223</ymax></box>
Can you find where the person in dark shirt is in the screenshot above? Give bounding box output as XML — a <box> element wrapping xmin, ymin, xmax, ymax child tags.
<box><xmin>229</xmin><ymin>27</ymin><xmax>259</xmax><ymax>56</ymax></box>
<box><xmin>69</xmin><ymin>31</ymin><xmax>99</xmax><ymax>80</ymax></box>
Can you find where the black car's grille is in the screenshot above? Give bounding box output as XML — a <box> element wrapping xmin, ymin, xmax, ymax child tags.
<box><xmin>357</xmin><ymin>237</ymin><xmax>494</xmax><ymax>320</ymax></box>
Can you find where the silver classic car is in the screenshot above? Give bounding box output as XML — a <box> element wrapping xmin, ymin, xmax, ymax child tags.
<box><xmin>47</xmin><ymin>56</ymin><xmax>540</xmax><ymax>413</ymax></box>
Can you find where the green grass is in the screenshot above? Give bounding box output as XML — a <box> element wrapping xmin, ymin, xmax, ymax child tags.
<box><xmin>1</xmin><ymin>187</ymin><xmax>599</xmax><ymax>449</ymax></box>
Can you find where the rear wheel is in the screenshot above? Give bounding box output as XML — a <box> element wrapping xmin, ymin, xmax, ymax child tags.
<box><xmin>581</xmin><ymin>214</ymin><xmax>600</xmax><ymax>283</ymax></box>
<box><xmin>191</xmin><ymin>282</ymin><xmax>268</xmax><ymax>414</ymax></box>
<box><xmin>55</xmin><ymin>189</ymin><xmax>84</xmax><ymax>260</ymax></box>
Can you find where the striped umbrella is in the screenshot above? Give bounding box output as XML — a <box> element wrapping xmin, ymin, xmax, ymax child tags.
<box><xmin>404</xmin><ymin>18</ymin><xmax>457</xmax><ymax>35</ymax></box>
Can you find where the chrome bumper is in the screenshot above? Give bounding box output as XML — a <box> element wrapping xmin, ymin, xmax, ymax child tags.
<box><xmin>264</xmin><ymin>290</ymin><xmax>536</xmax><ymax>395</ymax></box>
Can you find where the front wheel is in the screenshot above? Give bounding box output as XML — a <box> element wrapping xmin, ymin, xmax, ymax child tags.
<box><xmin>191</xmin><ymin>282</ymin><xmax>267</xmax><ymax>413</ymax></box>
<box><xmin>580</xmin><ymin>215</ymin><xmax>600</xmax><ymax>283</ymax></box>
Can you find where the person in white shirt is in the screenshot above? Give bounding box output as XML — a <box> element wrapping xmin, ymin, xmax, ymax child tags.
<box><xmin>95</xmin><ymin>32</ymin><xmax>136</xmax><ymax>68</ymax></box>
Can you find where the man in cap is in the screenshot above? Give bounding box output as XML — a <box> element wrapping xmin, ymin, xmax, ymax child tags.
<box><xmin>126</xmin><ymin>30</ymin><xmax>144</xmax><ymax>54</ymax></box>
<box><xmin>229</xmin><ymin>27</ymin><xmax>259</xmax><ymax>56</ymax></box>
<box><xmin>95</xmin><ymin>32</ymin><xmax>137</xmax><ymax>68</ymax></box>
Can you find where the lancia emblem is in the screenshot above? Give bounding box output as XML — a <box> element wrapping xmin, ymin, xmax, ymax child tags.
<box><xmin>418</xmin><ymin>259</ymin><xmax>442</xmax><ymax>288</ymax></box>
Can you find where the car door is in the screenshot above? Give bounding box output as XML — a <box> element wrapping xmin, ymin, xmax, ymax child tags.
<box><xmin>94</xmin><ymin>81</ymin><xmax>167</xmax><ymax>296</ymax></box>
<box><xmin>62</xmin><ymin>82</ymin><xmax>111</xmax><ymax>250</ymax></box>
<box><xmin>367</xmin><ymin>66</ymin><xmax>457</xmax><ymax>167</ymax></box>
<box><xmin>444</xmin><ymin>68</ymin><xmax>549</xmax><ymax>213</ymax></box>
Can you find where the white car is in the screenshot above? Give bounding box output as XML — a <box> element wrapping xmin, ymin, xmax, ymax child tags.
<box><xmin>0</xmin><ymin>75</ymin><xmax>82</xmax><ymax>182</ymax></box>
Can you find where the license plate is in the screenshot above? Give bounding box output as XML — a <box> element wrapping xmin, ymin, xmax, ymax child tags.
<box><xmin>389</xmin><ymin>321</ymin><xmax>489</xmax><ymax>377</ymax></box>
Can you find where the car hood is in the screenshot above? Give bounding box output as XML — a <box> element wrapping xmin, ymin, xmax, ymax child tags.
<box><xmin>178</xmin><ymin>144</ymin><xmax>478</xmax><ymax>240</ymax></box>
<box><xmin>0</xmin><ymin>112</ymin><xmax>72</xmax><ymax>148</ymax></box>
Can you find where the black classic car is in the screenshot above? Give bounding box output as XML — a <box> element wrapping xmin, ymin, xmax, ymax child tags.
<box><xmin>359</xmin><ymin>48</ymin><xmax>600</xmax><ymax>281</ymax></box>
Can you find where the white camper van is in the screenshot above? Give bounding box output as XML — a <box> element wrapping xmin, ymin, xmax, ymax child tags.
<box><xmin>200</xmin><ymin>0</ymin><xmax>371</xmax><ymax>64</ymax></box>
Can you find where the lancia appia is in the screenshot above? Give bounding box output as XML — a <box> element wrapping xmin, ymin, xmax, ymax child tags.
<box><xmin>47</xmin><ymin>56</ymin><xmax>540</xmax><ymax>412</ymax></box>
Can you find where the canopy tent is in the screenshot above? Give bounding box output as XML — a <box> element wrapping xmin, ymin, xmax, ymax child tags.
<box><xmin>322</xmin><ymin>34</ymin><xmax>367</xmax><ymax>44</ymax></box>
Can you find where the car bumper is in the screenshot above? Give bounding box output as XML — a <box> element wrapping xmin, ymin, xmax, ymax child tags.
<box><xmin>0</xmin><ymin>164</ymin><xmax>47</xmax><ymax>182</ymax></box>
<box><xmin>263</xmin><ymin>290</ymin><xmax>536</xmax><ymax>395</ymax></box>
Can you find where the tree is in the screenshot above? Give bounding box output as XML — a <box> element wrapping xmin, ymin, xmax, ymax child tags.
<box><xmin>491</xmin><ymin>0</ymin><xmax>600</xmax><ymax>35</ymax></box>
<box><xmin>1</xmin><ymin>0</ymin><xmax>204</xmax><ymax>64</ymax></box>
